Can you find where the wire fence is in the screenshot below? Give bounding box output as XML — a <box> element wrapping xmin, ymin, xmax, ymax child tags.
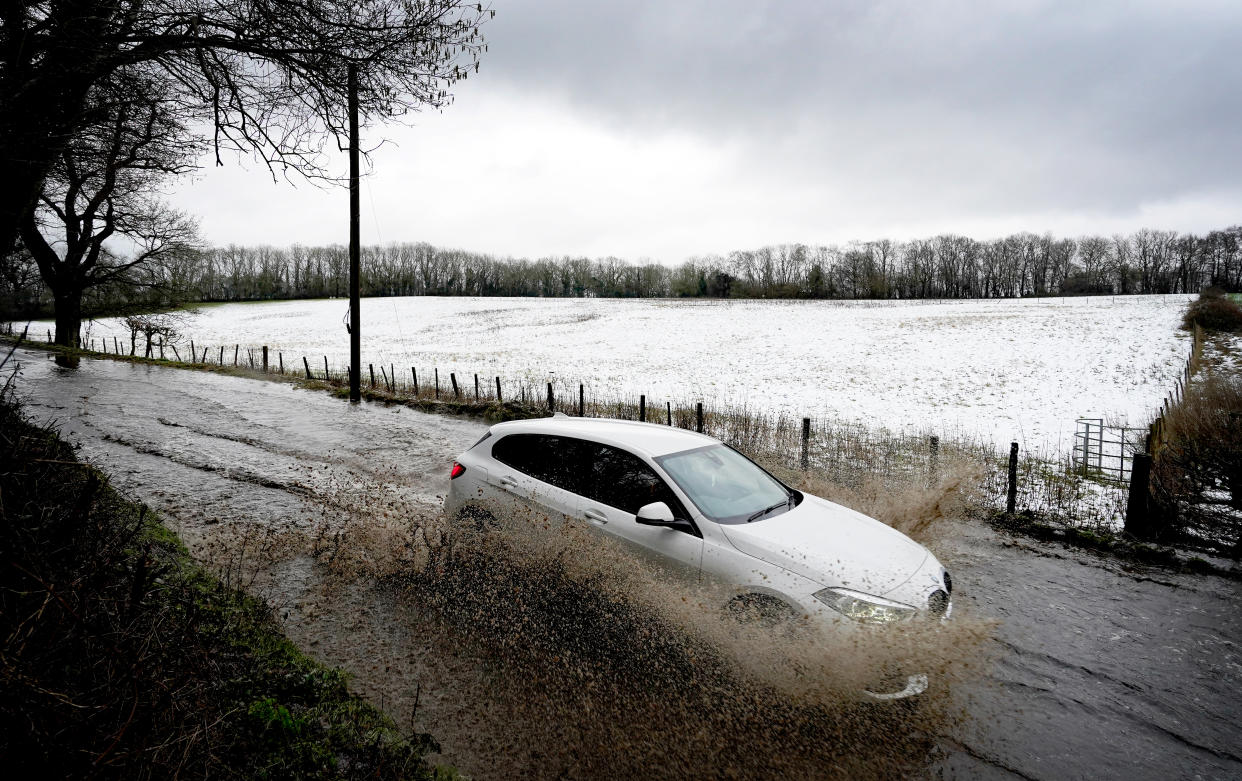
<box><xmin>4</xmin><ymin>322</ymin><xmax>1136</xmax><ymax>532</ymax></box>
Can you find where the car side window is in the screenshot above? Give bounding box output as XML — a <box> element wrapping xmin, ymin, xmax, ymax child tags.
<box><xmin>583</xmin><ymin>443</ymin><xmax>687</xmax><ymax>518</ymax></box>
<box><xmin>539</xmin><ymin>436</ymin><xmax>590</xmax><ymax>493</ymax></box>
<box><xmin>491</xmin><ymin>434</ymin><xmax>591</xmax><ymax>494</ymax></box>
<box><xmin>491</xmin><ymin>433</ymin><xmax>542</xmax><ymax>476</ymax></box>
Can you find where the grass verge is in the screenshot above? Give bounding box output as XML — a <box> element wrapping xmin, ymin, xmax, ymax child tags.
<box><xmin>0</xmin><ymin>382</ymin><xmax>454</xmax><ymax>778</ymax></box>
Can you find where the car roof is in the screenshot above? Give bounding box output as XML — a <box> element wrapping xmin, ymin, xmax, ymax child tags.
<box><xmin>488</xmin><ymin>416</ymin><xmax>719</xmax><ymax>458</ymax></box>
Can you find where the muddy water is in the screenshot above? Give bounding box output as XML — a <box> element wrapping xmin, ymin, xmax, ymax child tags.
<box><xmin>9</xmin><ymin>349</ymin><xmax>1242</xmax><ymax>780</ymax></box>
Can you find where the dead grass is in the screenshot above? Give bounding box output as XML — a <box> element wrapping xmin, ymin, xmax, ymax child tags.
<box><xmin>1151</xmin><ymin>371</ymin><xmax>1242</xmax><ymax>551</ymax></box>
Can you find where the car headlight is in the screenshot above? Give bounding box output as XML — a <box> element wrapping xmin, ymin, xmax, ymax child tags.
<box><xmin>813</xmin><ymin>587</ymin><xmax>917</xmax><ymax>624</ymax></box>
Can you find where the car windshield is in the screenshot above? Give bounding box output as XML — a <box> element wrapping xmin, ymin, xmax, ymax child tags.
<box><xmin>656</xmin><ymin>444</ymin><xmax>793</xmax><ymax>524</ymax></box>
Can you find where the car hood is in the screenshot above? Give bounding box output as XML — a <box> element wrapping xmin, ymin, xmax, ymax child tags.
<box><xmin>719</xmin><ymin>495</ymin><xmax>929</xmax><ymax>598</ymax></box>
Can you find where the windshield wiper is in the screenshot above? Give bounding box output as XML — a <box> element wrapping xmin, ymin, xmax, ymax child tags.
<box><xmin>747</xmin><ymin>496</ymin><xmax>791</xmax><ymax>522</ymax></box>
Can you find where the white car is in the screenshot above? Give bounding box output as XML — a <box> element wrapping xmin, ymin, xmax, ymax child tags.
<box><xmin>444</xmin><ymin>415</ymin><xmax>952</xmax><ymax>700</ymax></box>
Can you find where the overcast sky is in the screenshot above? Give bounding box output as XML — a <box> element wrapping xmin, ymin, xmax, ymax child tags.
<box><xmin>170</xmin><ymin>0</ymin><xmax>1242</xmax><ymax>263</ymax></box>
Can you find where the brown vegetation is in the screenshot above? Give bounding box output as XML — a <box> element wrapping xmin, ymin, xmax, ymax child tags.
<box><xmin>1151</xmin><ymin>371</ymin><xmax>1242</xmax><ymax>550</ymax></box>
<box><xmin>1181</xmin><ymin>288</ymin><xmax>1242</xmax><ymax>332</ymax></box>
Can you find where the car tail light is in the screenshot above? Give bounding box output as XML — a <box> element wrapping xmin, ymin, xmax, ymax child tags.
<box><xmin>450</xmin><ymin>461</ymin><xmax>465</xmax><ymax>479</ymax></box>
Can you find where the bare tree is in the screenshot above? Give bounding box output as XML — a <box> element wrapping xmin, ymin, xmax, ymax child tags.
<box><xmin>20</xmin><ymin>68</ymin><xmax>201</xmax><ymax>346</ymax></box>
<box><xmin>121</xmin><ymin>308</ymin><xmax>196</xmax><ymax>357</ymax></box>
<box><xmin>0</xmin><ymin>0</ymin><xmax>493</xmax><ymax>257</ymax></box>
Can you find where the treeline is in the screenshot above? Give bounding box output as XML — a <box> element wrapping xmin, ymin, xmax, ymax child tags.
<box><xmin>174</xmin><ymin>226</ymin><xmax>1242</xmax><ymax>301</ymax></box>
<box><xmin>4</xmin><ymin>226</ymin><xmax>1241</xmax><ymax>317</ymax></box>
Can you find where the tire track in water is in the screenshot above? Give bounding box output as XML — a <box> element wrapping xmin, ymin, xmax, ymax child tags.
<box><xmin>100</xmin><ymin>431</ymin><xmax>319</xmax><ymax>497</ymax></box>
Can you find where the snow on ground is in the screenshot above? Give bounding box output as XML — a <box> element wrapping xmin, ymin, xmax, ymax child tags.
<box><xmin>1202</xmin><ymin>331</ymin><xmax>1242</xmax><ymax>374</ymax></box>
<box><xmin>43</xmin><ymin>294</ymin><xmax>1194</xmax><ymax>455</ymax></box>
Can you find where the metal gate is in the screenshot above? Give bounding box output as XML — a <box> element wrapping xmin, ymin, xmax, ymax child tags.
<box><xmin>1072</xmin><ymin>418</ymin><xmax>1145</xmax><ymax>485</ymax></box>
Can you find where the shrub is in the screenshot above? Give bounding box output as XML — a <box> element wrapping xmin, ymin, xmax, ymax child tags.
<box><xmin>0</xmin><ymin>390</ymin><xmax>442</xmax><ymax>778</ymax></box>
<box><xmin>1151</xmin><ymin>372</ymin><xmax>1242</xmax><ymax>552</ymax></box>
<box><xmin>1181</xmin><ymin>292</ymin><xmax>1242</xmax><ymax>331</ymax></box>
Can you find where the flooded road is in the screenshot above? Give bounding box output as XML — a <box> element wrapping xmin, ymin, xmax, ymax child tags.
<box><xmin>9</xmin><ymin>349</ymin><xmax>1242</xmax><ymax>780</ymax></box>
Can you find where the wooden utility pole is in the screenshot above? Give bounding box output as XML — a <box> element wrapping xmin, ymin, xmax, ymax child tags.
<box><xmin>348</xmin><ymin>62</ymin><xmax>361</xmax><ymax>404</ymax></box>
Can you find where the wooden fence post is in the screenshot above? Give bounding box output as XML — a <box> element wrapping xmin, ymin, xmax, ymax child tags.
<box><xmin>639</xmin><ymin>394</ymin><xmax>646</xmax><ymax>422</ymax></box>
<box><xmin>666</xmin><ymin>401</ymin><xmax>672</xmax><ymax>426</ymax></box>
<box><xmin>801</xmin><ymin>418</ymin><xmax>811</xmax><ymax>470</ymax></box>
<box><xmin>412</xmin><ymin>367</ymin><xmax>418</xmax><ymax>393</ymax></box>
<box><xmin>474</xmin><ymin>373</ymin><xmax>480</xmax><ymax>400</ymax></box>
<box><xmin>113</xmin><ymin>336</ymin><xmax>118</xmax><ymax>353</ymax></box>
<box><xmin>929</xmin><ymin>435</ymin><xmax>940</xmax><ymax>483</ymax></box>
<box><xmin>218</xmin><ymin>345</ymin><xmax>224</xmax><ymax>364</ymax></box>
<box><xmin>247</xmin><ymin>349</ymin><xmax>254</xmax><ymax>369</ymax></box>
<box><xmin>279</xmin><ymin>353</ymin><xmax>284</xmax><ymax>374</ymax></box>
<box><xmin>495</xmin><ymin>376</ymin><xmax>502</xmax><ymax>402</ymax></box>
<box><xmin>233</xmin><ymin>344</ymin><xmax>239</xmax><ymax>366</ymax></box>
<box><xmin>451</xmin><ymin>372</ymin><xmax>460</xmax><ymax>398</ymax></box>
<box><xmin>547</xmin><ymin>382</ymin><xmax>554</xmax><ymax>412</ymax></box>
<box><xmin>369</xmin><ymin>364</ymin><xmax>376</xmax><ymax>388</ymax></box>
<box><xmin>696</xmin><ymin>402</ymin><xmax>704</xmax><ymax>434</ymax></box>
<box><xmin>171</xmin><ymin>344</ymin><xmax>181</xmax><ymax>362</ymax></box>
<box><xmin>579</xmin><ymin>384</ymin><xmax>585</xmax><ymax>417</ymax></box>
<box><xmin>191</xmin><ymin>340</ymin><xmax>195</xmax><ymax>360</ymax></box>
<box><xmin>323</xmin><ymin>356</ymin><xmax>329</xmax><ymax>381</ymax></box>
<box><xmin>434</xmin><ymin>368</ymin><xmax>440</xmax><ymax>398</ymax></box>
<box><xmin>390</xmin><ymin>364</ymin><xmax>395</xmax><ymax>393</ymax></box>
<box><xmin>1125</xmin><ymin>453</ymin><xmax>1155</xmax><ymax>540</ymax></box>
<box><xmin>303</xmin><ymin>356</ymin><xmax>312</xmax><ymax>379</ymax></box>
<box><xmin>262</xmin><ymin>346</ymin><xmax>268</xmax><ymax>373</ymax></box>
<box><xmin>1006</xmin><ymin>442</ymin><xmax>1019</xmax><ymax>514</ymax></box>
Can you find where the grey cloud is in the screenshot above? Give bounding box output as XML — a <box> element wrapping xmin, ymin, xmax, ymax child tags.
<box><xmin>478</xmin><ymin>0</ymin><xmax>1242</xmax><ymax>218</ymax></box>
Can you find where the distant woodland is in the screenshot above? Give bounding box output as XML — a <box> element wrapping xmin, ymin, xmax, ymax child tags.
<box><xmin>3</xmin><ymin>226</ymin><xmax>1240</xmax><ymax>318</ymax></box>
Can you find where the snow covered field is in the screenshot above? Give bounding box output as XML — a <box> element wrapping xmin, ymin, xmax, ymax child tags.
<box><xmin>59</xmin><ymin>294</ymin><xmax>1193</xmax><ymax>454</ymax></box>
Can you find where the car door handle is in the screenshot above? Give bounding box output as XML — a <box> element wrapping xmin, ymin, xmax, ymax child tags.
<box><xmin>583</xmin><ymin>509</ymin><xmax>608</xmax><ymax>524</ymax></box>
<box><xmin>498</xmin><ymin>476</ymin><xmax>519</xmax><ymax>490</ymax></box>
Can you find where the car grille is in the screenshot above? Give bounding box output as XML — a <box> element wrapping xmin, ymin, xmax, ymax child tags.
<box><xmin>927</xmin><ymin>589</ymin><xmax>950</xmax><ymax>618</ymax></box>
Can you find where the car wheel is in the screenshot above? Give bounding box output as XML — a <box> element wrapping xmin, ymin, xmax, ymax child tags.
<box><xmin>726</xmin><ymin>593</ymin><xmax>797</xmax><ymax>627</ymax></box>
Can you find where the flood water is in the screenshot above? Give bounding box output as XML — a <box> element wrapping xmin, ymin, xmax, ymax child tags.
<box><xmin>8</xmin><ymin>349</ymin><xmax>1241</xmax><ymax>779</ymax></box>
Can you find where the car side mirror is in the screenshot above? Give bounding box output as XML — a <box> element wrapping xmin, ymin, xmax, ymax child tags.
<box><xmin>636</xmin><ymin>502</ymin><xmax>699</xmax><ymax>537</ymax></box>
<box><xmin>636</xmin><ymin>501</ymin><xmax>676</xmax><ymax>526</ymax></box>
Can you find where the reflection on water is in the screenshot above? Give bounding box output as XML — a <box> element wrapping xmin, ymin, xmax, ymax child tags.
<box><xmin>10</xmin><ymin>349</ymin><xmax>1242</xmax><ymax>780</ymax></box>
